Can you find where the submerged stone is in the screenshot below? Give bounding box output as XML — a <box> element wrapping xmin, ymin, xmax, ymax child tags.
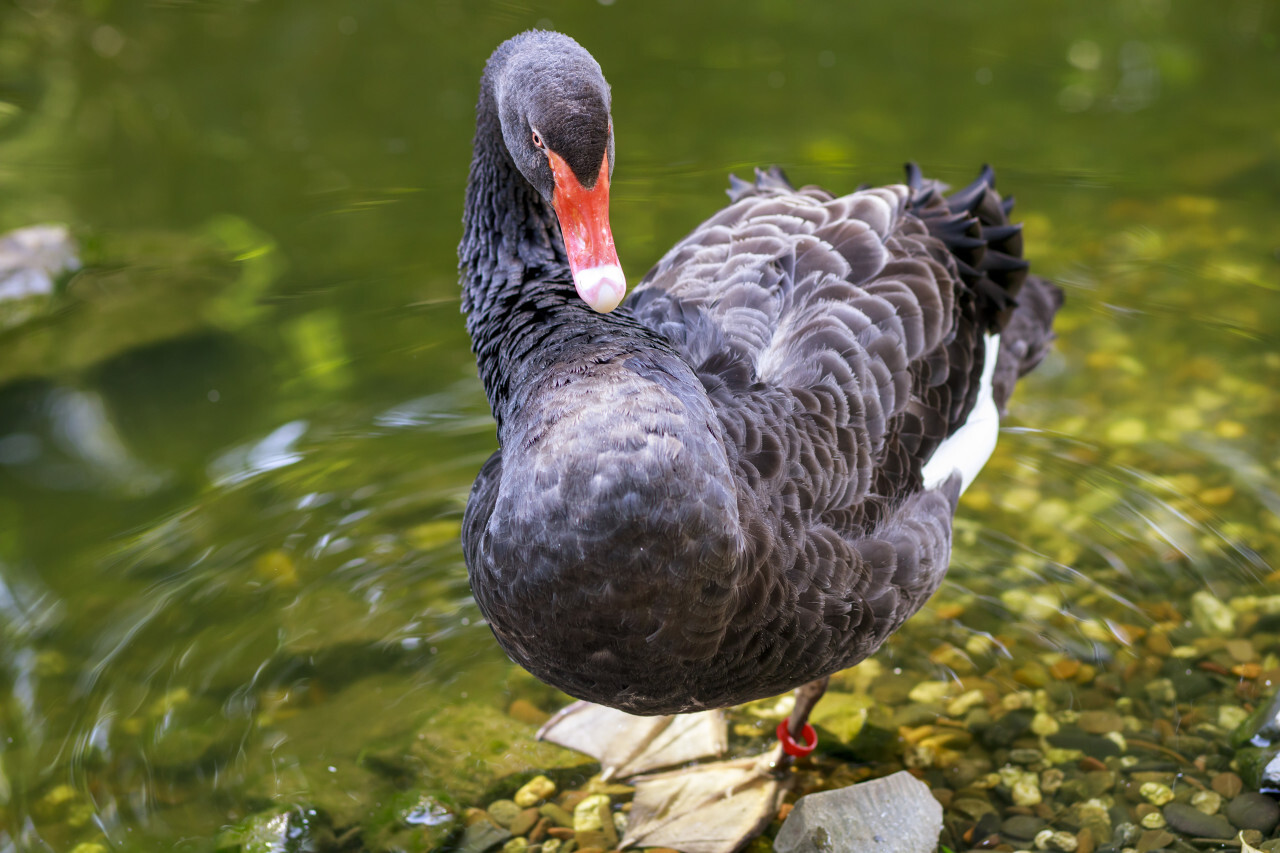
<box><xmin>513</xmin><ymin>775</ymin><xmax>556</xmax><ymax>807</ymax></box>
<box><xmin>457</xmin><ymin>820</ymin><xmax>512</xmax><ymax>853</ymax></box>
<box><xmin>1160</xmin><ymin>802</ymin><xmax>1234</xmax><ymax>838</ymax></box>
<box><xmin>1237</xmin><ymin>746</ymin><xmax>1280</xmax><ymax>795</ymax></box>
<box><xmin>365</xmin><ymin>789</ymin><xmax>459</xmax><ymax>853</ymax></box>
<box><xmin>1225</xmin><ymin>792</ymin><xmax>1280</xmax><ymax>834</ymax></box>
<box><xmin>214</xmin><ymin>806</ymin><xmax>334</xmax><ymax>853</ymax></box>
<box><xmin>1001</xmin><ymin>814</ymin><xmax>1047</xmax><ymax>841</ymax></box>
<box><xmin>774</xmin><ymin>771</ymin><xmax>942</xmax><ymax>853</ymax></box>
<box><xmin>1232</xmin><ymin>688</ymin><xmax>1280</xmax><ymax>749</ymax></box>
<box><xmin>1191</xmin><ymin>591</ymin><xmax>1236</xmax><ymax>636</ymax></box>
<box><xmin>407</xmin><ymin>704</ymin><xmax>592</xmax><ymax>804</ymax></box>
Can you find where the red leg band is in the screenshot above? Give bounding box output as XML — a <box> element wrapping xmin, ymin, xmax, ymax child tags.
<box><xmin>776</xmin><ymin>720</ymin><xmax>818</xmax><ymax>758</ymax></box>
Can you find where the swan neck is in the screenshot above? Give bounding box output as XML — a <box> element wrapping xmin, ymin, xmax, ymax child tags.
<box><xmin>459</xmin><ymin>75</ymin><xmax>566</xmax><ymax>322</ymax></box>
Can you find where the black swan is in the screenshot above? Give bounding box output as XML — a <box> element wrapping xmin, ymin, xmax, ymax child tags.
<box><xmin>459</xmin><ymin>30</ymin><xmax>1061</xmax><ymax>851</ymax></box>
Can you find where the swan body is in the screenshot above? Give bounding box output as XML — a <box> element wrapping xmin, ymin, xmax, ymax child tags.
<box><xmin>459</xmin><ymin>30</ymin><xmax>1060</xmax><ymax>717</ymax></box>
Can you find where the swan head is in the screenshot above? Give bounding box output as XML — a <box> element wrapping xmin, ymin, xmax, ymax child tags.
<box><xmin>490</xmin><ymin>31</ymin><xmax>625</xmax><ymax>313</ymax></box>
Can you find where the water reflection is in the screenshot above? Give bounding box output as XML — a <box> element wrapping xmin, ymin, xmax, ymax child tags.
<box><xmin>1</xmin><ymin>0</ymin><xmax>1278</xmax><ymax>849</ymax></box>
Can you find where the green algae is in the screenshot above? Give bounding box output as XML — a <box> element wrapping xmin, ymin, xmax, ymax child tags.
<box><xmin>0</xmin><ymin>1</ymin><xmax>1278</xmax><ymax>851</ymax></box>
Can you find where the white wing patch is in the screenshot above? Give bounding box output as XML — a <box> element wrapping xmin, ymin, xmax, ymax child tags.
<box><xmin>922</xmin><ymin>333</ymin><xmax>1001</xmax><ymax>494</ymax></box>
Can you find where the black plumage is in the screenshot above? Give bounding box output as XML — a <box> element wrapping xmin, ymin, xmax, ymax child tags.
<box><xmin>459</xmin><ymin>31</ymin><xmax>1061</xmax><ymax>716</ymax></box>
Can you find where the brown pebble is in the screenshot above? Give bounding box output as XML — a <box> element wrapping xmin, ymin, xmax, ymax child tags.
<box><xmin>1212</xmin><ymin>772</ymin><xmax>1244</xmax><ymax>799</ymax></box>
<box><xmin>777</xmin><ymin>802</ymin><xmax>794</xmax><ymax>821</ymax></box>
<box><xmin>1050</xmin><ymin>659</ymin><xmax>1081</xmax><ymax>680</ymax></box>
<box><xmin>1226</xmin><ymin>639</ymin><xmax>1257</xmax><ymax>662</ymax></box>
<box><xmin>1014</xmin><ymin>663</ymin><xmax>1050</xmax><ymax>688</ymax></box>
<box><xmin>507</xmin><ymin>698</ymin><xmax>550</xmax><ymax>726</ymax></box>
<box><xmin>529</xmin><ymin>817</ymin><xmax>549</xmax><ymax>843</ymax></box>
<box><xmin>1136</xmin><ymin>829</ymin><xmax>1174</xmax><ymax>852</ymax></box>
<box><xmin>1079</xmin><ymin>757</ymin><xmax>1108</xmax><ymax>772</ymax></box>
<box><xmin>509</xmin><ymin>807</ymin><xmax>540</xmax><ymax>837</ymax></box>
<box><xmin>464</xmin><ymin>807</ymin><xmax>495</xmax><ymax>826</ymax></box>
<box><xmin>931</xmin><ymin>788</ymin><xmax>954</xmax><ymax>808</ymax></box>
<box><xmin>1145</xmin><ymin>632</ymin><xmax>1173</xmax><ymax>656</ymax></box>
<box><xmin>1077</xmin><ymin>827</ymin><xmax>1095</xmax><ymax>853</ymax></box>
<box><xmin>1078</xmin><ymin>710</ymin><xmax>1124</xmax><ymax>734</ymax></box>
<box><xmin>559</xmin><ymin>790</ymin><xmax>588</xmax><ymax>810</ymax></box>
<box><xmin>538</xmin><ymin>802</ymin><xmax>575</xmax><ymax>828</ymax></box>
<box><xmin>548</xmin><ymin>826</ymin><xmax>576</xmax><ymax>840</ymax></box>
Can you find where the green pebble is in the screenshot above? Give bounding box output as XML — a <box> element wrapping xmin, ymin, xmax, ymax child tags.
<box><xmin>487</xmin><ymin>799</ymin><xmax>522</xmax><ymax>828</ymax></box>
<box><xmin>537</xmin><ymin>802</ymin><xmax>574</xmax><ymax>828</ymax></box>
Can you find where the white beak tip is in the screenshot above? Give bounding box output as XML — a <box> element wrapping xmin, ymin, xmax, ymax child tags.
<box><xmin>574</xmin><ymin>264</ymin><xmax>627</xmax><ymax>313</ymax></box>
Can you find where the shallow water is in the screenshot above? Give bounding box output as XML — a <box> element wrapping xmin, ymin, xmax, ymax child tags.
<box><xmin>1</xmin><ymin>1</ymin><xmax>1278</xmax><ymax>850</ymax></box>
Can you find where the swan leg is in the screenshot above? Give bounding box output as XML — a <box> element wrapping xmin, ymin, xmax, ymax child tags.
<box><xmin>778</xmin><ymin>675</ymin><xmax>829</xmax><ymax>764</ymax></box>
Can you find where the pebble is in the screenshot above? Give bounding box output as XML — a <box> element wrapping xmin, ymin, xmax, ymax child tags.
<box><xmin>537</xmin><ymin>802</ymin><xmax>574</xmax><ymax>828</ymax></box>
<box><xmin>1077</xmin><ymin>711</ymin><xmax>1124</xmax><ymax>735</ymax></box>
<box><xmin>1048</xmin><ymin>730</ymin><xmax>1121</xmax><ymax>757</ymax></box>
<box><xmin>572</xmin><ymin>794</ymin><xmax>617</xmax><ymax>849</ymax></box>
<box><xmin>1113</xmin><ymin>822</ymin><xmax>1141</xmax><ymax>847</ymax></box>
<box><xmin>946</xmin><ymin>689</ymin><xmax>987</xmax><ymax>717</ymax></box>
<box><xmin>459</xmin><ymin>821</ymin><xmax>512</xmax><ymax>853</ymax></box>
<box><xmin>1226</xmin><ymin>792</ymin><xmax>1280</xmax><ymax>834</ymax></box>
<box><xmin>488</xmin><ymin>799</ymin><xmax>523</xmax><ymax>828</ymax></box>
<box><xmin>1143</xmin><ymin>678</ymin><xmax>1177</xmax><ymax>705</ymax></box>
<box><xmin>1139</xmin><ymin>810</ymin><xmax>1167</xmax><ymax>829</ymax></box>
<box><xmin>1050</xmin><ymin>659</ymin><xmax>1081</xmax><ymax>680</ymax></box>
<box><xmin>908</xmin><ymin>680</ymin><xmax>953</xmax><ymax>704</ymax></box>
<box><xmin>1191</xmin><ymin>591</ymin><xmax>1237</xmax><ymax>636</ymax></box>
<box><xmin>1189</xmin><ymin>790</ymin><xmax>1222</xmax><ymax>815</ymax></box>
<box><xmin>1012</xmin><ymin>777</ymin><xmax>1043</xmax><ymax>806</ymax></box>
<box><xmin>1221</xmin><ymin>705</ymin><xmax>1252</xmax><ymax>731</ymax></box>
<box><xmin>952</xmin><ymin>797</ymin><xmax>997</xmax><ymax>820</ymax></box>
<box><xmin>508</xmin><ymin>808</ymin><xmax>539</xmax><ymax>837</ymax></box>
<box><xmin>1211</xmin><ymin>772</ymin><xmax>1244</xmax><ymax>799</ymax></box>
<box><xmin>1226</xmin><ymin>639</ymin><xmax>1258</xmax><ymax>662</ymax></box>
<box><xmin>1161</xmin><ymin>802</ymin><xmax>1235</xmax><ymax>839</ymax></box>
<box><xmin>1136</xmin><ymin>828</ymin><xmax>1175</xmax><ymax>851</ymax></box>
<box><xmin>1002</xmin><ymin>814</ymin><xmax>1047</xmax><ymax>841</ymax></box>
<box><xmin>514</xmin><ymin>775</ymin><xmax>557</xmax><ymax>807</ymax></box>
<box><xmin>1031</xmin><ymin>712</ymin><xmax>1060</xmax><ymax>736</ymax></box>
<box><xmin>1010</xmin><ymin>748</ymin><xmax>1045</xmax><ymax>765</ymax></box>
<box><xmin>1034</xmin><ymin>829</ymin><xmax>1079</xmax><ymax>851</ymax></box>
<box><xmin>1140</xmin><ymin>782</ymin><xmax>1175</xmax><ymax>806</ymax></box>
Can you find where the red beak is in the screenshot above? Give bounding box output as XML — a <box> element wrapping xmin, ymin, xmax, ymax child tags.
<box><xmin>548</xmin><ymin>151</ymin><xmax>626</xmax><ymax>313</ymax></box>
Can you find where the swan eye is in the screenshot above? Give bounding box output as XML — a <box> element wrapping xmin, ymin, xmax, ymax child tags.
<box><xmin>531</xmin><ymin>129</ymin><xmax>545</xmax><ymax>150</ymax></box>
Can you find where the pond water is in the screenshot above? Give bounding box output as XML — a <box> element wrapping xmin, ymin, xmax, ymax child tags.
<box><xmin>1</xmin><ymin>1</ymin><xmax>1278</xmax><ymax>851</ymax></box>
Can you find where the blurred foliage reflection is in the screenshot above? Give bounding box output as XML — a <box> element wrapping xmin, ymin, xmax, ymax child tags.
<box><xmin>0</xmin><ymin>0</ymin><xmax>1277</xmax><ymax>850</ymax></box>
